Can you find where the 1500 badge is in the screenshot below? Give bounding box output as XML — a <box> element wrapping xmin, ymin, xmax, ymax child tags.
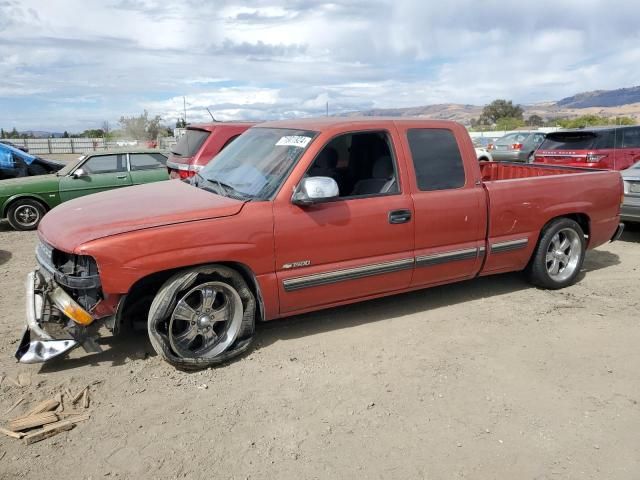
<box><xmin>282</xmin><ymin>260</ymin><xmax>311</xmax><ymax>270</ymax></box>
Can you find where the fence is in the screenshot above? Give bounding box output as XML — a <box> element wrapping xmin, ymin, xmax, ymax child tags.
<box><xmin>5</xmin><ymin>137</ymin><xmax>178</xmax><ymax>155</ymax></box>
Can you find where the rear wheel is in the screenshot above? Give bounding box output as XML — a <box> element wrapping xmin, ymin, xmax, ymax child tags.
<box><xmin>147</xmin><ymin>265</ymin><xmax>255</xmax><ymax>370</ymax></box>
<box><xmin>526</xmin><ymin>218</ymin><xmax>585</xmax><ymax>289</ymax></box>
<box><xmin>6</xmin><ymin>199</ymin><xmax>46</xmax><ymax>231</ymax></box>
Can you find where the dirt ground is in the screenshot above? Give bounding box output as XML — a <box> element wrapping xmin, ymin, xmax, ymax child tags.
<box><xmin>0</xmin><ymin>222</ymin><xmax>639</xmax><ymax>479</ymax></box>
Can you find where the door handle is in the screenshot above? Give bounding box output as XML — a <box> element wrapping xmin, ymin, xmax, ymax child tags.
<box><xmin>388</xmin><ymin>209</ymin><xmax>412</xmax><ymax>224</ymax></box>
<box><xmin>116</xmin><ymin>175</ymin><xmax>127</xmax><ymax>179</ymax></box>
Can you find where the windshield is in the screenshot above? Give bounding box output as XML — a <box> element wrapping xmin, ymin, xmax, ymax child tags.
<box><xmin>57</xmin><ymin>156</ymin><xmax>85</xmax><ymax>176</ymax></box>
<box><xmin>497</xmin><ymin>132</ymin><xmax>530</xmax><ymax>144</ymax></box>
<box><xmin>197</xmin><ymin>127</ymin><xmax>316</xmax><ymax>200</ymax></box>
<box><xmin>172</xmin><ymin>129</ymin><xmax>210</xmax><ymax>157</ymax></box>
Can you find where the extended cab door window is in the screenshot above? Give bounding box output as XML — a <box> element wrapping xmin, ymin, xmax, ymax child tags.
<box><xmin>403</xmin><ymin>127</ymin><xmax>485</xmax><ymax>287</ymax></box>
<box><xmin>273</xmin><ymin>129</ymin><xmax>414</xmax><ymax>313</ymax></box>
<box><xmin>129</xmin><ymin>152</ymin><xmax>169</xmax><ymax>184</ymax></box>
<box><xmin>59</xmin><ymin>154</ymin><xmax>132</xmax><ymax>202</ymax></box>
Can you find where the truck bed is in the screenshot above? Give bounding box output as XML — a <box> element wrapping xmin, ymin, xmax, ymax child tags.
<box><xmin>480</xmin><ymin>161</ymin><xmax>587</xmax><ymax>182</ymax></box>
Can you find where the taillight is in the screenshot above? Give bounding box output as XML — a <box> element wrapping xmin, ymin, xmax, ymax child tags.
<box><xmin>511</xmin><ymin>143</ymin><xmax>523</xmax><ymax>150</ymax></box>
<box><xmin>487</xmin><ymin>144</ymin><xmax>494</xmax><ymax>150</ymax></box>
<box><xmin>179</xmin><ymin>170</ymin><xmax>195</xmax><ymax>180</ymax></box>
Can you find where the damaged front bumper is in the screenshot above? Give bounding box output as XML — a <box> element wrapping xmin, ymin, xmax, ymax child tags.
<box><xmin>15</xmin><ymin>271</ymin><xmax>105</xmax><ymax>364</ymax></box>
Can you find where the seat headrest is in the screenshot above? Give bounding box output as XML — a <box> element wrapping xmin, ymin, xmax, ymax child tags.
<box><xmin>315</xmin><ymin>147</ymin><xmax>338</xmax><ymax>169</ymax></box>
<box><xmin>372</xmin><ymin>155</ymin><xmax>393</xmax><ymax>178</ymax></box>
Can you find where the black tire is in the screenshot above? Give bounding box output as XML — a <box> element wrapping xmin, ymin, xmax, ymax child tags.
<box><xmin>525</xmin><ymin>218</ymin><xmax>585</xmax><ymax>289</ymax></box>
<box><xmin>6</xmin><ymin>198</ymin><xmax>46</xmax><ymax>231</ymax></box>
<box><xmin>147</xmin><ymin>265</ymin><xmax>255</xmax><ymax>370</ymax></box>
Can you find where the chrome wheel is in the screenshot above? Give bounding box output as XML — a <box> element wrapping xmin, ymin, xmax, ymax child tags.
<box><xmin>545</xmin><ymin>228</ymin><xmax>581</xmax><ymax>282</ymax></box>
<box><xmin>14</xmin><ymin>204</ymin><xmax>40</xmax><ymax>227</ymax></box>
<box><xmin>168</xmin><ymin>281</ymin><xmax>243</xmax><ymax>359</ymax></box>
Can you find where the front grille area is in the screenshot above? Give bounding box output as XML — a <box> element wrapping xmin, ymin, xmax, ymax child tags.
<box><xmin>35</xmin><ymin>239</ymin><xmax>102</xmax><ymax>310</ymax></box>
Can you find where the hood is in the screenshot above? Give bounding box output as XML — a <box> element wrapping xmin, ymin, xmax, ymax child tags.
<box><xmin>39</xmin><ymin>180</ymin><xmax>246</xmax><ymax>249</ymax></box>
<box><xmin>0</xmin><ymin>173</ymin><xmax>57</xmax><ymax>189</ymax></box>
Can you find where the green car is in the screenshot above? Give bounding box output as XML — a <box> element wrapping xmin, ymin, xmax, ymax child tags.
<box><xmin>0</xmin><ymin>150</ymin><xmax>169</xmax><ymax>231</ymax></box>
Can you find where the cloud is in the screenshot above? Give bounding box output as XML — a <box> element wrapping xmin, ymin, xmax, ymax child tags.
<box><xmin>1</xmin><ymin>0</ymin><xmax>640</xmax><ymax>130</ymax></box>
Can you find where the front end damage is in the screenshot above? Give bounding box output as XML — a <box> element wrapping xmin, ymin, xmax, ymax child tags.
<box><xmin>15</xmin><ymin>240</ymin><xmax>119</xmax><ymax>364</ymax></box>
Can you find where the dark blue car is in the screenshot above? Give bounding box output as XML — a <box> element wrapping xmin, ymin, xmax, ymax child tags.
<box><xmin>0</xmin><ymin>143</ymin><xmax>64</xmax><ymax>180</ymax></box>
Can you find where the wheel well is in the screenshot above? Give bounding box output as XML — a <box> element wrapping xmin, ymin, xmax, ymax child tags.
<box><xmin>562</xmin><ymin>213</ymin><xmax>590</xmax><ymax>238</ymax></box>
<box><xmin>3</xmin><ymin>196</ymin><xmax>49</xmax><ymax>218</ymax></box>
<box><xmin>118</xmin><ymin>262</ymin><xmax>265</xmax><ymax>331</ymax></box>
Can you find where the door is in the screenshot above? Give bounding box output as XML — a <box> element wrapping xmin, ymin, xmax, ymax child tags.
<box><xmin>274</xmin><ymin>129</ymin><xmax>415</xmax><ymax>314</ymax></box>
<box><xmin>128</xmin><ymin>152</ymin><xmax>170</xmax><ymax>184</ymax></box>
<box><xmin>398</xmin><ymin>126</ymin><xmax>487</xmax><ymax>287</ymax></box>
<box><xmin>59</xmin><ymin>153</ymin><xmax>131</xmax><ymax>202</ymax></box>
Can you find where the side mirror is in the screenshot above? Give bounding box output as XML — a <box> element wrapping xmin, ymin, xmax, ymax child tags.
<box><xmin>292</xmin><ymin>176</ymin><xmax>339</xmax><ymax>206</ymax></box>
<box><xmin>72</xmin><ymin>168</ymin><xmax>86</xmax><ymax>179</ymax></box>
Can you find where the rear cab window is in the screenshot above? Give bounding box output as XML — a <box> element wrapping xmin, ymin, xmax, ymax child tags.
<box><xmin>539</xmin><ymin>131</ymin><xmax>609</xmax><ymax>150</ymax></box>
<box><xmin>406</xmin><ymin>129</ymin><xmax>466</xmax><ymax>191</ymax></box>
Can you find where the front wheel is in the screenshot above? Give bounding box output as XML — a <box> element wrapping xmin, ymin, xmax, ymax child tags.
<box><xmin>147</xmin><ymin>265</ymin><xmax>256</xmax><ymax>370</ymax></box>
<box><xmin>7</xmin><ymin>199</ymin><xmax>46</xmax><ymax>231</ymax></box>
<box><xmin>525</xmin><ymin>218</ymin><xmax>585</xmax><ymax>289</ymax></box>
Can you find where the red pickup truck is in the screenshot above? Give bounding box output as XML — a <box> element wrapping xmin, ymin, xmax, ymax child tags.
<box><xmin>17</xmin><ymin>119</ymin><xmax>624</xmax><ymax>369</ymax></box>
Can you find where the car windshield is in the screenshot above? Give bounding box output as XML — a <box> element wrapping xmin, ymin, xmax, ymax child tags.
<box><xmin>196</xmin><ymin>127</ymin><xmax>316</xmax><ymax>200</ymax></box>
<box><xmin>57</xmin><ymin>156</ymin><xmax>85</xmax><ymax>176</ymax></box>
<box><xmin>497</xmin><ymin>133</ymin><xmax>530</xmax><ymax>144</ymax></box>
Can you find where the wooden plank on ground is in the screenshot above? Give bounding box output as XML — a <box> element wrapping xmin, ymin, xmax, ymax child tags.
<box><xmin>3</xmin><ymin>397</ymin><xmax>24</xmax><ymax>415</ymax></box>
<box><xmin>8</xmin><ymin>411</ymin><xmax>58</xmax><ymax>432</ymax></box>
<box><xmin>23</xmin><ymin>421</ymin><xmax>74</xmax><ymax>445</ymax></box>
<box><xmin>0</xmin><ymin>426</ymin><xmax>24</xmax><ymax>439</ymax></box>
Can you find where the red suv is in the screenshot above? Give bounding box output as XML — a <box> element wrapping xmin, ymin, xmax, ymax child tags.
<box><xmin>534</xmin><ymin>126</ymin><xmax>640</xmax><ymax>170</ymax></box>
<box><xmin>167</xmin><ymin>122</ymin><xmax>254</xmax><ymax>179</ymax></box>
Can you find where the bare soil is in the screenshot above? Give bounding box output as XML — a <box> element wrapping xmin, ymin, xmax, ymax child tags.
<box><xmin>0</xmin><ymin>222</ymin><xmax>639</xmax><ymax>479</ymax></box>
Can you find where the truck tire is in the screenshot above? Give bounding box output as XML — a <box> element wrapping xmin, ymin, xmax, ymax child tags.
<box><xmin>147</xmin><ymin>265</ymin><xmax>255</xmax><ymax>370</ymax></box>
<box><xmin>525</xmin><ymin>218</ymin><xmax>585</xmax><ymax>289</ymax></box>
<box><xmin>7</xmin><ymin>198</ymin><xmax>46</xmax><ymax>231</ymax></box>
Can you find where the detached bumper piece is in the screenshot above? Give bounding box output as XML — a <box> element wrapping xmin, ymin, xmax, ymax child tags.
<box><xmin>610</xmin><ymin>222</ymin><xmax>625</xmax><ymax>242</ymax></box>
<box><xmin>15</xmin><ymin>271</ymin><xmax>101</xmax><ymax>364</ymax></box>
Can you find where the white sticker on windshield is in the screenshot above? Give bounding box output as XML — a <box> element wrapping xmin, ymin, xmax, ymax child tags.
<box><xmin>275</xmin><ymin>136</ymin><xmax>312</xmax><ymax>148</ymax></box>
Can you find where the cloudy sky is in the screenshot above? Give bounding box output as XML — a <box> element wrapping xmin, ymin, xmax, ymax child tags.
<box><xmin>1</xmin><ymin>0</ymin><xmax>639</xmax><ymax>131</ymax></box>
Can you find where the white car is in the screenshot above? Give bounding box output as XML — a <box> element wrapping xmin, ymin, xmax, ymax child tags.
<box><xmin>475</xmin><ymin>146</ymin><xmax>493</xmax><ymax>162</ymax></box>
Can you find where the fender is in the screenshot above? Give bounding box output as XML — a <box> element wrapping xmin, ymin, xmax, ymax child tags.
<box><xmin>2</xmin><ymin>192</ymin><xmax>59</xmax><ymax>217</ymax></box>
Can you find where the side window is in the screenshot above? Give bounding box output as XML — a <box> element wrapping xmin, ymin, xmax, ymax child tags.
<box><xmin>130</xmin><ymin>153</ymin><xmax>167</xmax><ymax>170</ymax></box>
<box><xmin>407</xmin><ymin>129</ymin><xmax>465</xmax><ymax>191</ymax></box>
<box><xmin>306</xmin><ymin>131</ymin><xmax>399</xmax><ymax>198</ymax></box>
<box><xmin>82</xmin><ymin>154</ymin><xmax>126</xmax><ymax>174</ymax></box>
<box><xmin>596</xmin><ymin>130</ymin><xmax>615</xmax><ymax>149</ymax></box>
<box><xmin>622</xmin><ymin>128</ymin><xmax>640</xmax><ymax>148</ymax></box>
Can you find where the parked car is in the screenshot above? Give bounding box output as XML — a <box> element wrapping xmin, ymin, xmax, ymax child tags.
<box><xmin>490</xmin><ymin>131</ymin><xmax>547</xmax><ymax>162</ymax></box>
<box><xmin>474</xmin><ymin>142</ymin><xmax>493</xmax><ymax>161</ymax></box>
<box><xmin>0</xmin><ymin>139</ymin><xmax>29</xmax><ymax>152</ymax></box>
<box><xmin>472</xmin><ymin>136</ymin><xmax>498</xmax><ymax>150</ymax></box>
<box><xmin>0</xmin><ymin>150</ymin><xmax>168</xmax><ymax>230</ymax></box>
<box><xmin>166</xmin><ymin>122</ymin><xmax>255</xmax><ymax>179</ymax></box>
<box><xmin>0</xmin><ymin>143</ymin><xmax>64</xmax><ymax>180</ymax></box>
<box><xmin>534</xmin><ymin>126</ymin><xmax>640</xmax><ymax>170</ymax></box>
<box><xmin>16</xmin><ymin>119</ymin><xmax>623</xmax><ymax>368</ymax></box>
<box><xmin>621</xmin><ymin>160</ymin><xmax>640</xmax><ymax>223</ymax></box>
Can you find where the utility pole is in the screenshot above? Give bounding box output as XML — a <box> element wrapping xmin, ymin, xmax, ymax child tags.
<box><xmin>183</xmin><ymin>96</ymin><xmax>187</xmax><ymax>124</ymax></box>
<box><xmin>326</xmin><ymin>101</ymin><xmax>329</xmax><ymax>117</ymax></box>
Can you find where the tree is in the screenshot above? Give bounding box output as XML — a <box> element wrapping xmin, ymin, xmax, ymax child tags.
<box><xmin>527</xmin><ymin>114</ymin><xmax>544</xmax><ymax>127</ymax></box>
<box><xmin>0</xmin><ymin>128</ymin><xmax>5</xmax><ymax>139</ymax></box>
<box><xmin>176</xmin><ymin>118</ymin><xmax>187</xmax><ymax>128</ymax></box>
<box><xmin>479</xmin><ymin>99</ymin><xmax>524</xmax><ymax>125</ymax></box>
<box><xmin>63</xmin><ymin>131</ymin><xmax>70</xmax><ymax>138</ymax></box>
<box><xmin>495</xmin><ymin>117</ymin><xmax>525</xmax><ymax>131</ymax></box>
<box><xmin>119</xmin><ymin>110</ymin><xmax>163</xmax><ymax>141</ymax></box>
